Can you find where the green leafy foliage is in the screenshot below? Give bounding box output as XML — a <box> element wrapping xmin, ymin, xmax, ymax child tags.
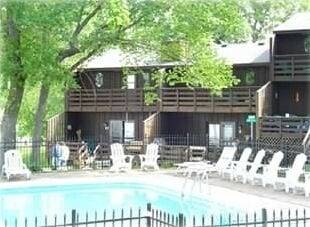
<box><xmin>239</xmin><ymin>0</ymin><xmax>309</xmax><ymax>41</ymax></box>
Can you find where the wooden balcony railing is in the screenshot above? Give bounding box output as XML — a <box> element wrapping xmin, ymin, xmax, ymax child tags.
<box><xmin>259</xmin><ymin>116</ymin><xmax>310</xmax><ymax>138</ymax></box>
<box><xmin>274</xmin><ymin>54</ymin><xmax>310</xmax><ymax>80</ymax></box>
<box><xmin>66</xmin><ymin>86</ymin><xmax>259</xmax><ymax>113</ymax></box>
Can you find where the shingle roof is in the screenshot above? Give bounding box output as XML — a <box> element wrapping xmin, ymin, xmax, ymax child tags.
<box><xmin>81</xmin><ymin>43</ymin><xmax>270</xmax><ymax>69</ymax></box>
<box><xmin>273</xmin><ymin>12</ymin><xmax>310</xmax><ymax>33</ymax></box>
<box><xmin>215</xmin><ymin>42</ymin><xmax>270</xmax><ymax>65</ymax></box>
<box><xmin>79</xmin><ymin>49</ymin><xmax>182</xmax><ymax>69</ymax></box>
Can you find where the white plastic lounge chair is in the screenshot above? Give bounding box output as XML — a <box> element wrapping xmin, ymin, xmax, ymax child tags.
<box><xmin>234</xmin><ymin>149</ymin><xmax>266</xmax><ymax>184</ymax></box>
<box><xmin>274</xmin><ymin>153</ymin><xmax>307</xmax><ymax>193</ymax></box>
<box><xmin>110</xmin><ymin>143</ymin><xmax>134</xmax><ymax>172</ymax></box>
<box><xmin>252</xmin><ymin>151</ymin><xmax>284</xmax><ymax>187</ymax></box>
<box><xmin>140</xmin><ymin>143</ymin><xmax>160</xmax><ymax>170</ymax></box>
<box><xmin>181</xmin><ymin>146</ymin><xmax>237</xmax><ymax>177</ymax></box>
<box><xmin>1</xmin><ymin>150</ymin><xmax>31</xmax><ymax>180</ymax></box>
<box><xmin>222</xmin><ymin>147</ymin><xmax>252</xmax><ymax>180</ymax></box>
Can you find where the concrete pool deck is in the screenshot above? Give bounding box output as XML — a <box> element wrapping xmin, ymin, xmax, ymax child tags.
<box><xmin>1</xmin><ymin>169</ymin><xmax>309</xmax><ymax>213</ymax></box>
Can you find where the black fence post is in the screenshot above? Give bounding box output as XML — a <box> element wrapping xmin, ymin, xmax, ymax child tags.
<box><xmin>146</xmin><ymin>203</ymin><xmax>152</xmax><ymax>227</ymax></box>
<box><xmin>205</xmin><ymin>134</ymin><xmax>209</xmax><ymax>160</ymax></box>
<box><xmin>71</xmin><ymin>209</ymin><xmax>76</xmax><ymax>227</ymax></box>
<box><xmin>262</xmin><ymin>208</ymin><xmax>267</xmax><ymax>227</ymax></box>
<box><xmin>178</xmin><ymin>213</ymin><xmax>184</xmax><ymax>227</ymax></box>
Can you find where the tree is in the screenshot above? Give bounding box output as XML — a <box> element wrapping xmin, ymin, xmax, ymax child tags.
<box><xmin>32</xmin><ymin>0</ymin><xmax>249</xmax><ymax>150</ymax></box>
<box><xmin>0</xmin><ymin>1</ymin><xmax>27</xmax><ymax>168</ymax></box>
<box><xmin>239</xmin><ymin>0</ymin><xmax>309</xmax><ymax>42</ymax></box>
<box><xmin>0</xmin><ymin>0</ymin><xmax>249</xmax><ymax>170</ymax></box>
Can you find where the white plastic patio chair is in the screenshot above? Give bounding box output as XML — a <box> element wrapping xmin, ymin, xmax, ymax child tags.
<box><xmin>252</xmin><ymin>151</ymin><xmax>284</xmax><ymax>187</ymax></box>
<box><xmin>222</xmin><ymin>147</ymin><xmax>252</xmax><ymax>181</ymax></box>
<box><xmin>274</xmin><ymin>153</ymin><xmax>307</xmax><ymax>193</ymax></box>
<box><xmin>140</xmin><ymin>143</ymin><xmax>160</xmax><ymax>170</ymax></box>
<box><xmin>109</xmin><ymin>143</ymin><xmax>134</xmax><ymax>172</ymax></box>
<box><xmin>1</xmin><ymin>150</ymin><xmax>31</xmax><ymax>180</ymax></box>
<box><xmin>181</xmin><ymin>146</ymin><xmax>237</xmax><ymax>177</ymax></box>
<box><xmin>303</xmin><ymin>173</ymin><xmax>310</xmax><ymax>197</ymax></box>
<box><xmin>234</xmin><ymin>149</ymin><xmax>266</xmax><ymax>184</ymax></box>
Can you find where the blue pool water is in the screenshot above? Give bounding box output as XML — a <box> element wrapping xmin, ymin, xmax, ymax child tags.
<box><xmin>0</xmin><ymin>182</ymin><xmax>245</xmax><ymax>226</ymax></box>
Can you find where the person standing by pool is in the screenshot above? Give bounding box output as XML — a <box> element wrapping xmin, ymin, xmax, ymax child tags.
<box><xmin>52</xmin><ymin>142</ymin><xmax>61</xmax><ymax>168</ymax></box>
<box><xmin>59</xmin><ymin>142</ymin><xmax>70</xmax><ymax>169</ymax></box>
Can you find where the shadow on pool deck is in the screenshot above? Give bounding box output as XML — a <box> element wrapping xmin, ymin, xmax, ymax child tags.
<box><xmin>1</xmin><ymin>169</ymin><xmax>309</xmax><ymax>208</ymax></box>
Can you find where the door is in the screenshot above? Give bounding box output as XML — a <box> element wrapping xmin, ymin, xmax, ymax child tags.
<box><xmin>110</xmin><ymin>120</ymin><xmax>135</xmax><ymax>143</ymax></box>
<box><xmin>220</xmin><ymin>122</ymin><xmax>236</xmax><ymax>144</ymax></box>
<box><xmin>209</xmin><ymin>124</ymin><xmax>220</xmax><ymax>147</ymax></box>
<box><xmin>110</xmin><ymin>120</ymin><xmax>123</xmax><ymax>143</ymax></box>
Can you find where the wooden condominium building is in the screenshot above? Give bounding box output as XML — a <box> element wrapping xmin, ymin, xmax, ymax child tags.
<box><xmin>47</xmin><ymin>13</ymin><xmax>310</xmax><ymax>149</ymax></box>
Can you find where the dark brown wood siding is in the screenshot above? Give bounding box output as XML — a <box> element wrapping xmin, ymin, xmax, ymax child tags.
<box><xmin>76</xmin><ymin>69</ymin><xmax>150</xmax><ymax>90</ymax></box>
<box><xmin>275</xmin><ymin>33</ymin><xmax>309</xmax><ymax>55</ymax></box>
<box><xmin>66</xmin><ymin>112</ymin><xmax>151</xmax><ymax>141</ymax></box>
<box><xmin>159</xmin><ymin>112</ymin><xmax>252</xmax><ymax>140</ymax></box>
<box><xmin>233</xmin><ymin>65</ymin><xmax>270</xmax><ymax>86</ymax></box>
<box><xmin>76</xmin><ymin>70</ymin><xmax>123</xmax><ymax>89</ymax></box>
<box><xmin>272</xmin><ymin>82</ymin><xmax>310</xmax><ymax>116</ymax></box>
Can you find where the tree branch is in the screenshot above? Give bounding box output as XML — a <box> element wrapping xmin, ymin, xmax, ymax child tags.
<box><xmin>58</xmin><ymin>2</ymin><xmax>104</xmax><ymax>62</ymax></box>
<box><xmin>70</xmin><ymin>48</ymin><xmax>98</xmax><ymax>71</ymax></box>
<box><xmin>70</xmin><ymin>14</ymin><xmax>146</xmax><ymax>70</ymax></box>
<box><xmin>71</xmin><ymin>3</ymin><xmax>103</xmax><ymax>41</ymax></box>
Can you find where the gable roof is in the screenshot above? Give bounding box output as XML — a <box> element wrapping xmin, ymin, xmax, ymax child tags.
<box><xmin>215</xmin><ymin>42</ymin><xmax>270</xmax><ymax>65</ymax></box>
<box><xmin>273</xmin><ymin>12</ymin><xmax>310</xmax><ymax>33</ymax></box>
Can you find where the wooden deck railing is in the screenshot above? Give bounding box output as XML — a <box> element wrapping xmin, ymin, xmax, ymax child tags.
<box><xmin>259</xmin><ymin>116</ymin><xmax>310</xmax><ymax>138</ymax></box>
<box><xmin>67</xmin><ymin>86</ymin><xmax>259</xmax><ymax>113</ymax></box>
<box><xmin>274</xmin><ymin>54</ymin><xmax>310</xmax><ymax>80</ymax></box>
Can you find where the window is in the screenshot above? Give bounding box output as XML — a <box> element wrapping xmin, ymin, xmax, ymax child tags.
<box><xmin>238</xmin><ymin>68</ymin><xmax>255</xmax><ymax>86</ymax></box>
<box><xmin>143</xmin><ymin>73</ymin><xmax>150</xmax><ymax>85</ymax></box>
<box><xmin>127</xmin><ymin>75</ymin><xmax>135</xmax><ymax>89</ymax></box>
<box><xmin>95</xmin><ymin>72</ymin><xmax>104</xmax><ymax>88</ymax></box>
<box><xmin>124</xmin><ymin>121</ymin><xmax>135</xmax><ymax>143</ymax></box>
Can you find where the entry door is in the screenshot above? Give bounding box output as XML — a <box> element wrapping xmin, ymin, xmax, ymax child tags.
<box><xmin>110</xmin><ymin>120</ymin><xmax>123</xmax><ymax>143</ymax></box>
<box><xmin>209</xmin><ymin>124</ymin><xmax>220</xmax><ymax>146</ymax></box>
<box><xmin>220</xmin><ymin>122</ymin><xmax>236</xmax><ymax>143</ymax></box>
<box><xmin>110</xmin><ymin>120</ymin><xmax>135</xmax><ymax>143</ymax></box>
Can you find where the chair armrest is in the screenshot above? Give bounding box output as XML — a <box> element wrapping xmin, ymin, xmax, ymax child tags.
<box><xmin>278</xmin><ymin>167</ymin><xmax>289</xmax><ymax>171</ymax></box>
<box><xmin>246</xmin><ymin>162</ymin><xmax>260</xmax><ymax>168</ymax></box>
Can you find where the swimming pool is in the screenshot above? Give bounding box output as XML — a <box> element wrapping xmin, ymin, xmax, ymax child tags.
<box><xmin>0</xmin><ymin>180</ymin><xmax>245</xmax><ymax>226</ymax></box>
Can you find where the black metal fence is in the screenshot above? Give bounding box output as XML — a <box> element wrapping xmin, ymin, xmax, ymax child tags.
<box><xmin>2</xmin><ymin>203</ymin><xmax>310</xmax><ymax>227</ymax></box>
<box><xmin>0</xmin><ymin>134</ymin><xmax>308</xmax><ymax>173</ymax></box>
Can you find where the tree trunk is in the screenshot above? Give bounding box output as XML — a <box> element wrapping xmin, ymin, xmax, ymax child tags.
<box><xmin>32</xmin><ymin>84</ymin><xmax>49</xmax><ymax>169</ymax></box>
<box><xmin>0</xmin><ymin>4</ymin><xmax>25</xmax><ymax>173</ymax></box>
<box><xmin>0</xmin><ymin>79</ymin><xmax>26</xmax><ymax>171</ymax></box>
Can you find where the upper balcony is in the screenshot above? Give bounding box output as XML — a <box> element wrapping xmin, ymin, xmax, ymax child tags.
<box><xmin>66</xmin><ymin>86</ymin><xmax>259</xmax><ymax>113</ymax></box>
<box><xmin>273</xmin><ymin>54</ymin><xmax>310</xmax><ymax>81</ymax></box>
